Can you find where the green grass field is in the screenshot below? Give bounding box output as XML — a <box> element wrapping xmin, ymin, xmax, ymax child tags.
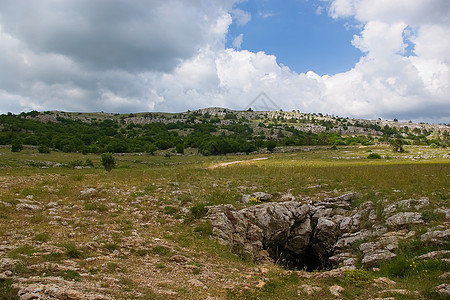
<box><xmin>0</xmin><ymin>145</ymin><xmax>448</xmax><ymax>299</ymax></box>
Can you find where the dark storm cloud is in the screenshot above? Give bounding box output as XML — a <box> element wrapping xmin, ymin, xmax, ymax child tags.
<box><xmin>0</xmin><ymin>0</ymin><xmax>210</xmax><ymax>72</ymax></box>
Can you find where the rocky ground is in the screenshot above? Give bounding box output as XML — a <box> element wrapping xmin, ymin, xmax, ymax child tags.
<box><xmin>0</xmin><ymin>147</ymin><xmax>449</xmax><ymax>299</ymax></box>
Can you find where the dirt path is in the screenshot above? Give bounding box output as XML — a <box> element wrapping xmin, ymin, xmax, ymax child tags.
<box><xmin>207</xmin><ymin>157</ymin><xmax>268</xmax><ymax>169</ymax></box>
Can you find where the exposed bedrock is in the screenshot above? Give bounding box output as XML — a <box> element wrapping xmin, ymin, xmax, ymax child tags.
<box><xmin>205</xmin><ymin>194</ymin><xmax>445</xmax><ymax>270</ymax></box>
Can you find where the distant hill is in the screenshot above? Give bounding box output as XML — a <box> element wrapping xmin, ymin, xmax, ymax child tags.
<box><xmin>0</xmin><ymin>109</ymin><xmax>448</xmax><ymax>155</ymax></box>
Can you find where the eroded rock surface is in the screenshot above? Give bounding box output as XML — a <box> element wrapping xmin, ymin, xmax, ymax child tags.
<box><xmin>206</xmin><ymin>194</ymin><xmax>448</xmax><ymax>270</ymax></box>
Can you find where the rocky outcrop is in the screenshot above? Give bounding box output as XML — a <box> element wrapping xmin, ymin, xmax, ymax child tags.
<box><xmin>205</xmin><ymin>194</ymin><xmax>446</xmax><ymax>270</ymax></box>
<box><xmin>12</xmin><ymin>276</ymin><xmax>112</xmax><ymax>300</ymax></box>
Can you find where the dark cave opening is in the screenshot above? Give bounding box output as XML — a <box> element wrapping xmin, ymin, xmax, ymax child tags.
<box><xmin>267</xmin><ymin>244</ymin><xmax>331</xmax><ymax>272</ymax></box>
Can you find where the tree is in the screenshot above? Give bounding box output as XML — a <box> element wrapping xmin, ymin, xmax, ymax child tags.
<box><xmin>390</xmin><ymin>138</ymin><xmax>405</xmax><ymax>153</ymax></box>
<box><xmin>146</xmin><ymin>144</ymin><xmax>158</xmax><ymax>155</ymax></box>
<box><xmin>267</xmin><ymin>140</ymin><xmax>277</xmax><ymax>152</ymax></box>
<box><xmin>101</xmin><ymin>153</ymin><xmax>116</xmax><ymax>172</ymax></box>
<box><xmin>11</xmin><ymin>140</ymin><xmax>23</xmax><ymax>152</ymax></box>
<box><xmin>175</xmin><ymin>143</ymin><xmax>184</xmax><ymax>154</ymax></box>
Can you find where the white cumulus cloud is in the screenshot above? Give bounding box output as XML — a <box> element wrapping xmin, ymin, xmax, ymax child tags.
<box><xmin>0</xmin><ymin>0</ymin><xmax>448</xmax><ymax>123</ymax></box>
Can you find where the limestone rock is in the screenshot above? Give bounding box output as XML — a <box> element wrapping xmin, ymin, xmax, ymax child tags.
<box><xmin>415</xmin><ymin>250</ymin><xmax>450</xmax><ymax>260</ymax></box>
<box><xmin>434</xmin><ymin>208</ymin><xmax>450</xmax><ymax>220</ymax></box>
<box><xmin>434</xmin><ymin>284</ymin><xmax>450</xmax><ymax>297</ymax></box>
<box><xmin>298</xmin><ymin>284</ymin><xmax>322</xmax><ymax>296</ymax></box>
<box><xmin>206</xmin><ymin>194</ymin><xmax>446</xmax><ymax>270</ymax></box>
<box><xmin>188</xmin><ymin>278</ymin><xmax>205</xmax><ymax>287</ymax></box>
<box><xmin>362</xmin><ymin>250</ymin><xmax>396</xmax><ymax>267</ymax></box>
<box><xmin>16</xmin><ymin>203</ymin><xmax>41</xmax><ymax>211</ymax></box>
<box><xmin>386</xmin><ymin>212</ymin><xmax>423</xmax><ymax>227</ymax></box>
<box><xmin>240</xmin><ymin>192</ymin><xmax>272</xmax><ymax>203</ymax></box>
<box><xmin>0</xmin><ymin>258</ymin><xmax>17</xmax><ymax>271</ymax></box>
<box><xmin>311</xmin><ymin>217</ymin><xmax>339</xmax><ymax>264</ymax></box>
<box><xmin>421</xmin><ymin>229</ymin><xmax>450</xmax><ymax>243</ymax></box>
<box><xmin>285</xmin><ymin>218</ymin><xmax>311</xmax><ymax>254</ymax></box>
<box><xmin>13</xmin><ymin>276</ymin><xmax>111</xmax><ymax>300</ymax></box>
<box><xmin>329</xmin><ymin>285</ymin><xmax>344</xmax><ymax>297</ymax></box>
<box><xmin>80</xmin><ymin>188</ymin><xmax>98</xmax><ymax>197</ymax></box>
<box><xmin>373</xmin><ymin>277</ymin><xmax>396</xmax><ymax>287</ymax></box>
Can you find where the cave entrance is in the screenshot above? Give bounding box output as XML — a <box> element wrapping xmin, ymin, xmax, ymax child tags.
<box><xmin>267</xmin><ymin>244</ymin><xmax>331</xmax><ymax>272</ymax></box>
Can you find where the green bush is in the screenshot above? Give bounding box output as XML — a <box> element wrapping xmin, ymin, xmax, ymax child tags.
<box><xmin>194</xmin><ymin>221</ymin><xmax>213</xmax><ymax>235</ymax></box>
<box><xmin>33</xmin><ymin>233</ymin><xmax>50</xmax><ymax>243</ymax></box>
<box><xmin>367</xmin><ymin>153</ymin><xmax>382</xmax><ymax>159</ymax></box>
<box><xmin>151</xmin><ymin>246</ymin><xmax>171</xmax><ymax>256</ymax></box>
<box><xmin>11</xmin><ymin>140</ymin><xmax>23</xmax><ymax>152</ymax></box>
<box><xmin>344</xmin><ymin>269</ymin><xmax>372</xmax><ymax>287</ymax></box>
<box><xmin>38</xmin><ymin>145</ymin><xmax>51</xmax><ymax>153</ymax></box>
<box><xmin>163</xmin><ymin>206</ymin><xmax>178</xmax><ymax>215</ymax></box>
<box><xmin>191</xmin><ymin>203</ymin><xmax>208</xmax><ymax>219</ymax></box>
<box><xmin>101</xmin><ymin>153</ymin><xmax>116</xmax><ymax>172</ymax></box>
<box><xmin>84</xmin><ymin>158</ymin><xmax>94</xmax><ymax>167</ymax></box>
<box><xmin>64</xmin><ymin>244</ymin><xmax>83</xmax><ymax>259</ymax></box>
<box><xmin>0</xmin><ymin>278</ymin><xmax>19</xmax><ymax>300</ymax></box>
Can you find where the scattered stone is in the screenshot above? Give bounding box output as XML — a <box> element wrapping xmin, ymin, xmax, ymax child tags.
<box><xmin>415</xmin><ymin>250</ymin><xmax>450</xmax><ymax>260</ymax></box>
<box><xmin>47</xmin><ymin>202</ymin><xmax>59</xmax><ymax>208</ymax></box>
<box><xmin>379</xmin><ymin>289</ymin><xmax>420</xmax><ymax>296</ymax></box>
<box><xmin>434</xmin><ymin>208</ymin><xmax>450</xmax><ymax>220</ymax></box>
<box><xmin>434</xmin><ymin>284</ymin><xmax>450</xmax><ymax>297</ymax></box>
<box><xmin>314</xmin><ymin>267</ymin><xmax>355</xmax><ymax>279</ymax></box>
<box><xmin>12</xmin><ymin>276</ymin><xmax>111</xmax><ymax>300</ymax></box>
<box><xmin>169</xmin><ymin>255</ymin><xmax>190</xmax><ymax>264</ymax></box>
<box><xmin>373</xmin><ymin>277</ymin><xmax>396</xmax><ymax>287</ymax></box>
<box><xmin>439</xmin><ymin>272</ymin><xmax>450</xmax><ymax>279</ymax></box>
<box><xmin>0</xmin><ymin>258</ymin><xmax>17</xmax><ymax>271</ymax></box>
<box><xmin>386</xmin><ymin>212</ymin><xmax>423</xmax><ymax>227</ymax></box>
<box><xmin>188</xmin><ymin>278</ymin><xmax>205</xmax><ymax>288</ymax></box>
<box><xmin>16</xmin><ymin>203</ymin><xmax>41</xmax><ymax>211</ymax></box>
<box><xmin>80</xmin><ymin>188</ymin><xmax>98</xmax><ymax>197</ymax></box>
<box><xmin>362</xmin><ymin>250</ymin><xmax>396</xmax><ymax>267</ymax></box>
<box><xmin>298</xmin><ymin>284</ymin><xmax>322</xmax><ymax>296</ymax></box>
<box><xmin>256</xmin><ymin>280</ymin><xmax>266</xmax><ymax>288</ymax></box>
<box><xmin>421</xmin><ymin>229</ymin><xmax>450</xmax><ymax>243</ymax></box>
<box><xmin>329</xmin><ymin>285</ymin><xmax>344</xmax><ymax>297</ymax></box>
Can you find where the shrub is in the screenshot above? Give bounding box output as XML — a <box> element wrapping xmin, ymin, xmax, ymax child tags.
<box><xmin>151</xmin><ymin>246</ymin><xmax>171</xmax><ymax>256</ymax></box>
<box><xmin>63</xmin><ymin>270</ymin><xmax>81</xmax><ymax>281</ymax></box>
<box><xmin>101</xmin><ymin>153</ymin><xmax>116</xmax><ymax>172</ymax></box>
<box><xmin>38</xmin><ymin>145</ymin><xmax>51</xmax><ymax>153</ymax></box>
<box><xmin>191</xmin><ymin>203</ymin><xmax>208</xmax><ymax>219</ymax></box>
<box><xmin>11</xmin><ymin>140</ymin><xmax>23</xmax><ymax>152</ymax></box>
<box><xmin>0</xmin><ymin>278</ymin><xmax>19</xmax><ymax>300</ymax></box>
<box><xmin>344</xmin><ymin>269</ymin><xmax>372</xmax><ymax>287</ymax></box>
<box><xmin>84</xmin><ymin>158</ymin><xmax>94</xmax><ymax>167</ymax></box>
<box><xmin>163</xmin><ymin>206</ymin><xmax>178</xmax><ymax>215</ymax></box>
<box><xmin>367</xmin><ymin>153</ymin><xmax>382</xmax><ymax>159</ymax></box>
<box><xmin>64</xmin><ymin>244</ymin><xmax>83</xmax><ymax>259</ymax></box>
<box><xmin>67</xmin><ymin>160</ymin><xmax>83</xmax><ymax>168</ymax></box>
<box><xmin>194</xmin><ymin>221</ymin><xmax>213</xmax><ymax>235</ymax></box>
<box><xmin>267</xmin><ymin>140</ymin><xmax>277</xmax><ymax>152</ymax></box>
<box><xmin>175</xmin><ymin>143</ymin><xmax>184</xmax><ymax>154</ymax></box>
<box><xmin>33</xmin><ymin>233</ymin><xmax>50</xmax><ymax>243</ymax></box>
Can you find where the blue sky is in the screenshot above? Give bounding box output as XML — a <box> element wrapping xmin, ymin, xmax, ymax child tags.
<box><xmin>0</xmin><ymin>0</ymin><xmax>449</xmax><ymax>123</ymax></box>
<box><xmin>227</xmin><ymin>0</ymin><xmax>362</xmax><ymax>75</ymax></box>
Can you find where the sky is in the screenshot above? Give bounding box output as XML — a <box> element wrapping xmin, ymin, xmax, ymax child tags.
<box><xmin>0</xmin><ymin>0</ymin><xmax>449</xmax><ymax>123</ymax></box>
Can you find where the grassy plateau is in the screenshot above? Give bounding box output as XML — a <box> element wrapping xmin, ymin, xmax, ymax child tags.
<box><xmin>0</xmin><ymin>144</ymin><xmax>448</xmax><ymax>299</ymax></box>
